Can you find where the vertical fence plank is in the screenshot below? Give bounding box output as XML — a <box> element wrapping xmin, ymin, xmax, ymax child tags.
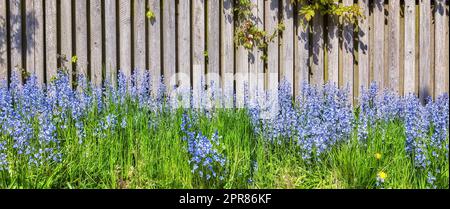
<box><xmin>358</xmin><ymin>0</ymin><xmax>369</xmax><ymax>93</ymax></box>
<box><xmin>90</xmin><ymin>0</ymin><xmax>102</xmax><ymax>86</ymax></box>
<box><xmin>404</xmin><ymin>0</ymin><xmax>416</xmax><ymax>95</ymax></box>
<box><xmin>46</xmin><ymin>0</ymin><xmax>58</xmax><ymax>80</ymax></box>
<box><xmin>434</xmin><ymin>0</ymin><xmax>446</xmax><ymax>96</ymax></box>
<box><xmin>235</xmin><ymin>44</ymin><xmax>248</xmax><ymax>107</ymax></box>
<box><xmin>388</xmin><ymin>0</ymin><xmax>400</xmax><ymax>93</ymax></box>
<box><xmin>119</xmin><ymin>0</ymin><xmax>131</xmax><ymax>79</ymax></box>
<box><xmin>148</xmin><ymin>0</ymin><xmax>161</xmax><ymax>93</ymax></box>
<box><xmin>61</xmin><ymin>0</ymin><xmax>73</xmax><ymax>83</ymax></box>
<box><xmin>419</xmin><ymin>0</ymin><xmax>432</xmax><ymax>102</ymax></box>
<box><xmin>221</xmin><ymin>0</ymin><xmax>234</xmax><ymax>108</ymax></box>
<box><xmin>296</xmin><ymin>1</ymin><xmax>309</xmax><ymax>96</ymax></box>
<box><xmin>105</xmin><ymin>0</ymin><xmax>117</xmax><ymax>86</ymax></box>
<box><xmin>342</xmin><ymin>0</ymin><xmax>354</xmax><ymax>102</ymax></box>
<box><xmin>311</xmin><ymin>14</ymin><xmax>323</xmax><ymax>87</ymax></box>
<box><xmin>327</xmin><ymin>14</ymin><xmax>338</xmax><ymax>86</ymax></box>
<box><xmin>280</xmin><ymin>0</ymin><xmax>294</xmax><ymax>91</ymax></box>
<box><xmin>248</xmin><ymin>0</ymin><xmax>264</xmax><ymax>101</ymax></box>
<box><xmin>163</xmin><ymin>0</ymin><xmax>176</xmax><ymax>91</ymax></box>
<box><xmin>192</xmin><ymin>0</ymin><xmax>205</xmax><ymax>107</ymax></box>
<box><xmin>373</xmin><ymin>0</ymin><xmax>384</xmax><ymax>88</ymax></box>
<box><xmin>25</xmin><ymin>0</ymin><xmax>35</xmax><ymax>78</ymax></box>
<box><xmin>207</xmin><ymin>0</ymin><xmax>220</xmax><ymax>104</ymax></box>
<box><xmin>266</xmin><ymin>0</ymin><xmax>279</xmax><ymax>102</ymax></box>
<box><xmin>178</xmin><ymin>0</ymin><xmax>191</xmax><ymax>106</ymax></box>
<box><xmin>256</xmin><ymin>0</ymin><xmax>264</xmax><ymax>95</ymax></box>
<box><xmin>9</xmin><ymin>0</ymin><xmax>22</xmax><ymax>81</ymax></box>
<box><xmin>26</xmin><ymin>0</ymin><xmax>44</xmax><ymax>84</ymax></box>
<box><xmin>134</xmin><ymin>0</ymin><xmax>146</xmax><ymax>84</ymax></box>
<box><xmin>75</xmin><ymin>0</ymin><xmax>88</xmax><ymax>78</ymax></box>
<box><xmin>0</xmin><ymin>0</ymin><xmax>7</xmax><ymax>80</ymax></box>
<box><xmin>446</xmin><ymin>0</ymin><xmax>449</xmax><ymax>94</ymax></box>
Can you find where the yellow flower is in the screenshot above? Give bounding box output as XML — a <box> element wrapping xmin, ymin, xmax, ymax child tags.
<box><xmin>375</xmin><ymin>153</ymin><xmax>382</xmax><ymax>160</ymax></box>
<box><xmin>71</xmin><ymin>55</ymin><xmax>78</xmax><ymax>64</ymax></box>
<box><xmin>377</xmin><ymin>171</ymin><xmax>387</xmax><ymax>180</ymax></box>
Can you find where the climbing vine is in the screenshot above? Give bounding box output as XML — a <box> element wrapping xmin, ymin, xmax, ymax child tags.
<box><xmin>233</xmin><ymin>0</ymin><xmax>364</xmax><ymax>61</ymax></box>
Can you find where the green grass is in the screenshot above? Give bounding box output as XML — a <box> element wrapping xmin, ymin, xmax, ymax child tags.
<box><xmin>0</xmin><ymin>97</ymin><xmax>448</xmax><ymax>189</ymax></box>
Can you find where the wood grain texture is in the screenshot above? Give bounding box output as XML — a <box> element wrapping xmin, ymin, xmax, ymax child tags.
<box><xmin>296</xmin><ymin>0</ymin><xmax>309</xmax><ymax>96</ymax></box>
<box><xmin>434</xmin><ymin>0</ymin><xmax>446</xmax><ymax>96</ymax></box>
<box><xmin>419</xmin><ymin>0</ymin><xmax>432</xmax><ymax>102</ymax></box>
<box><xmin>163</xmin><ymin>0</ymin><xmax>176</xmax><ymax>91</ymax></box>
<box><xmin>280</xmin><ymin>0</ymin><xmax>294</xmax><ymax>92</ymax></box>
<box><xmin>46</xmin><ymin>0</ymin><xmax>58</xmax><ymax>80</ymax></box>
<box><xmin>248</xmin><ymin>0</ymin><xmax>264</xmax><ymax>101</ymax></box>
<box><xmin>342</xmin><ymin>0</ymin><xmax>354</xmax><ymax>102</ymax></box>
<box><xmin>311</xmin><ymin>14</ymin><xmax>323</xmax><ymax>87</ymax></box>
<box><xmin>61</xmin><ymin>0</ymin><xmax>73</xmax><ymax>84</ymax></box>
<box><xmin>192</xmin><ymin>0</ymin><xmax>205</xmax><ymax>108</ymax></box>
<box><xmin>373</xmin><ymin>0</ymin><xmax>384</xmax><ymax>88</ymax></box>
<box><xmin>9</xmin><ymin>0</ymin><xmax>22</xmax><ymax>81</ymax></box>
<box><xmin>148</xmin><ymin>0</ymin><xmax>161</xmax><ymax>94</ymax></box>
<box><xmin>0</xmin><ymin>0</ymin><xmax>7</xmax><ymax>80</ymax></box>
<box><xmin>327</xmin><ymin>14</ymin><xmax>338</xmax><ymax>86</ymax></box>
<box><xmin>178</xmin><ymin>0</ymin><xmax>191</xmax><ymax>107</ymax></box>
<box><xmin>105</xmin><ymin>0</ymin><xmax>117</xmax><ymax>86</ymax></box>
<box><xmin>404</xmin><ymin>0</ymin><xmax>416</xmax><ymax>95</ymax></box>
<box><xmin>265</xmin><ymin>0</ymin><xmax>279</xmax><ymax>100</ymax></box>
<box><xmin>90</xmin><ymin>0</ymin><xmax>102</xmax><ymax>86</ymax></box>
<box><xmin>119</xmin><ymin>0</ymin><xmax>131</xmax><ymax>79</ymax></box>
<box><xmin>75</xmin><ymin>0</ymin><xmax>88</xmax><ymax>78</ymax></box>
<box><xmin>358</xmin><ymin>0</ymin><xmax>369</xmax><ymax>93</ymax></box>
<box><xmin>207</xmin><ymin>0</ymin><xmax>220</xmax><ymax>105</ymax></box>
<box><xmin>221</xmin><ymin>0</ymin><xmax>234</xmax><ymax>108</ymax></box>
<box><xmin>388</xmin><ymin>0</ymin><xmax>400</xmax><ymax>93</ymax></box>
<box><xmin>26</xmin><ymin>0</ymin><xmax>44</xmax><ymax>84</ymax></box>
<box><xmin>134</xmin><ymin>0</ymin><xmax>146</xmax><ymax>85</ymax></box>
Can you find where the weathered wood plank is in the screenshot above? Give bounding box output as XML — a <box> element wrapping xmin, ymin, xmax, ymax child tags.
<box><xmin>342</xmin><ymin>0</ymin><xmax>354</xmax><ymax>102</ymax></box>
<box><xmin>163</xmin><ymin>0</ymin><xmax>176</xmax><ymax>92</ymax></box>
<box><xmin>311</xmin><ymin>14</ymin><xmax>323</xmax><ymax>87</ymax></box>
<box><xmin>90</xmin><ymin>0</ymin><xmax>102</xmax><ymax>86</ymax></box>
<box><xmin>9</xmin><ymin>0</ymin><xmax>22</xmax><ymax>81</ymax></box>
<box><xmin>221</xmin><ymin>0</ymin><xmax>234</xmax><ymax>108</ymax></box>
<box><xmin>75</xmin><ymin>0</ymin><xmax>88</xmax><ymax>78</ymax></box>
<box><xmin>207</xmin><ymin>0</ymin><xmax>220</xmax><ymax>105</ymax></box>
<box><xmin>388</xmin><ymin>0</ymin><xmax>400</xmax><ymax>93</ymax></box>
<box><xmin>373</xmin><ymin>0</ymin><xmax>384</xmax><ymax>88</ymax></box>
<box><xmin>46</xmin><ymin>0</ymin><xmax>58</xmax><ymax>80</ymax></box>
<box><xmin>0</xmin><ymin>0</ymin><xmax>7</xmax><ymax>80</ymax></box>
<box><xmin>178</xmin><ymin>0</ymin><xmax>191</xmax><ymax>107</ymax></box>
<box><xmin>105</xmin><ymin>0</ymin><xmax>117</xmax><ymax>86</ymax></box>
<box><xmin>327</xmin><ymin>14</ymin><xmax>338</xmax><ymax>86</ymax></box>
<box><xmin>296</xmin><ymin>0</ymin><xmax>309</xmax><ymax>96</ymax></box>
<box><xmin>419</xmin><ymin>0</ymin><xmax>432</xmax><ymax>102</ymax></box>
<box><xmin>147</xmin><ymin>0</ymin><xmax>161</xmax><ymax>94</ymax></box>
<box><xmin>61</xmin><ymin>0</ymin><xmax>73</xmax><ymax>83</ymax></box>
<box><xmin>358</xmin><ymin>0</ymin><xmax>369</xmax><ymax>93</ymax></box>
<box><xmin>434</xmin><ymin>0</ymin><xmax>446</xmax><ymax>96</ymax></box>
<box><xmin>404</xmin><ymin>0</ymin><xmax>416</xmax><ymax>95</ymax></box>
<box><xmin>26</xmin><ymin>0</ymin><xmax>44</xmax><ymax>84</ymax></box>
<box><xmin>265</xmin><ymin>0</ymin><xmax>279</xmax><ymax>103</ymax></box>
<box><xmin>446</xmin><ymin>0</ymin><xmax>449</xmax><ymax>94</ymax></box>
<box><xmin>192</xmin><ymin>0</ymin><xmax>205</xmax><ymax>108</ymax></box>
<box><xmin>235</xmin><ymin>43</ymin><xmax>248</xmax><ymax>108</ymax></box>
<box><xmin>134</xmin><ymin>0</ymin><xmax>146</xmax><ymax>85</ymax></box>
<box><xmin>248</xmin><ymin>0</ymin><xmax>264</xmax><ymax>102</ymax></box>
<box><xmin>280</xmin><ymin>0</ymin><xmax>294</xmax><ymax>92</ymax></box>
<box><xmin>256</xmin><ymin>0</ymin><xmax>264</xmax><ymax>95</ymax></box>
<box><xmin>119</xmin><ymin>0</ymin><xmax>131</xmax><ymax>79</ymax></box>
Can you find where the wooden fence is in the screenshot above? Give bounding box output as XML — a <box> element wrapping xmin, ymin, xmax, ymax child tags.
<box><xmin>0</xmin><ymin>0</ymin><xmax>449</xmax><ymax>105</ymax></box>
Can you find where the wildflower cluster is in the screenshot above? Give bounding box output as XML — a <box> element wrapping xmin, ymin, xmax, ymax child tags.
<box><xmin>181</xmin><ymin>112</ymin><xmax>226</xmax><ymax>182</ymax></box>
